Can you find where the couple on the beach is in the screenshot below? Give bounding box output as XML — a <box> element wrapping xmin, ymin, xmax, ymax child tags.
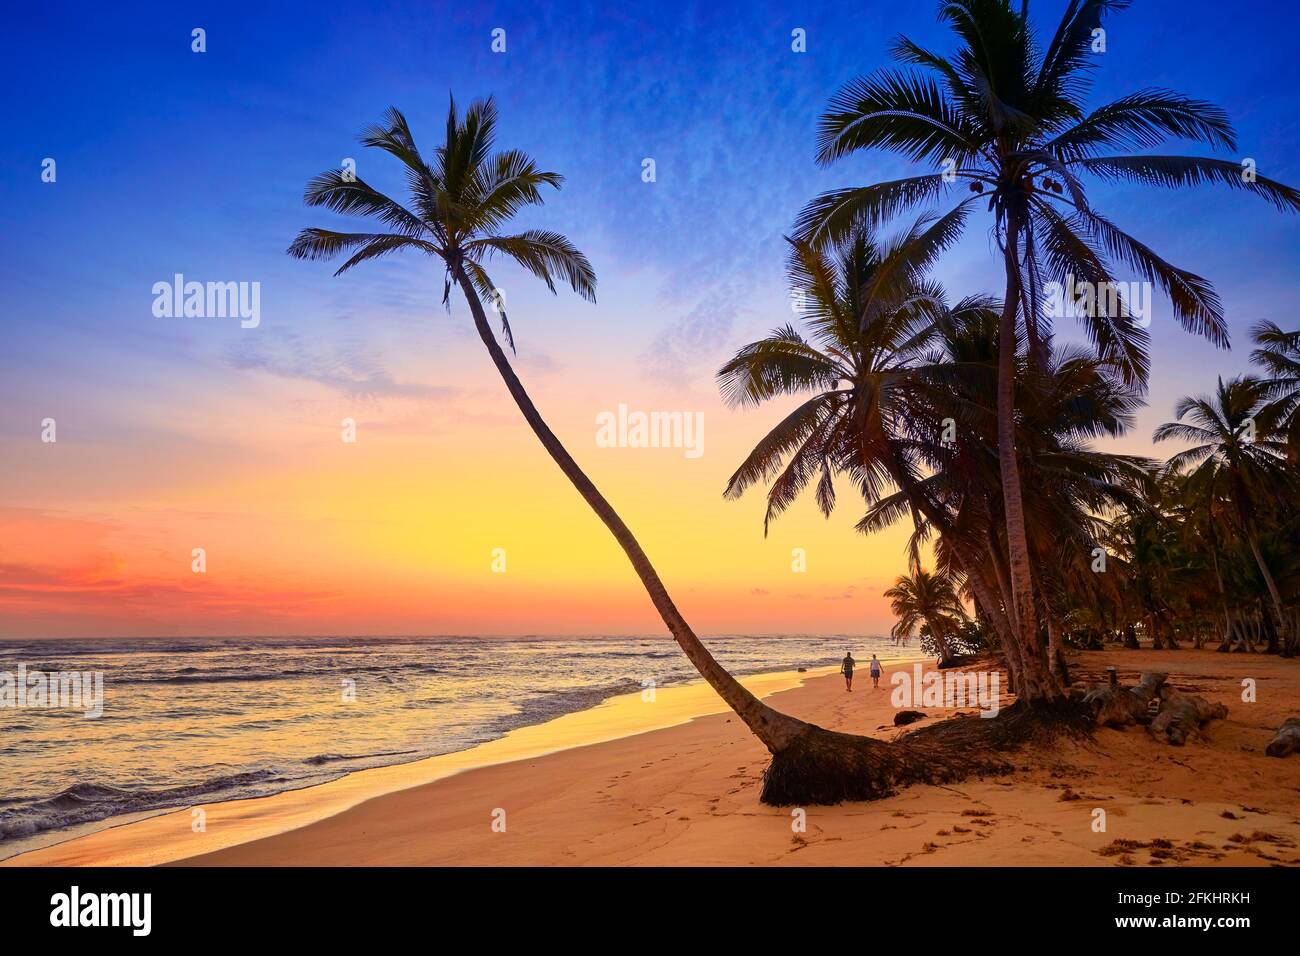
<box><xmin>840</xmin><ymin>652</ymin><xmax>880</xmax><ymax>692</ymax></box>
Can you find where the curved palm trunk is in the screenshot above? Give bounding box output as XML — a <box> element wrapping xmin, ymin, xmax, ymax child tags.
<box><xmin>1209</xmin><ymin>543</ymin><xmax>1234</xmax><ymax>649</ymax></box>
<box><xmin>985</xmin><ymin>525</ymin><xmax>1028</xmax><ymax>692</ymax></box>
<box><xmin>927</xmin><ymin>620</ymin><xmax>955</xmax><ymax>665</ymax></box>
<box><xmin>449</xmin><ymin>269</ymin><xmax>1009</xmax><ymax>803</ymax></box>
<box><xmin>1245</xmin><ymin>531</ymin><xmax>1291</xmax><ymax>656</ymax></box>
<box><xmin>452</xmin><ymin>267</ymin><xmax>809</xmax><ymax>752</ymax></box>
<box><xmin>997</xmin><ymin>216</ymin><xmax>1063</xmax><ymax>702</ymax></box>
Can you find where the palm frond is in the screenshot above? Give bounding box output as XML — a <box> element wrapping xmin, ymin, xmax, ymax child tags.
<box><xmin>794</xmin><ymin>176</ymin><xmax>951</xmax><ymax>247</ymax></box>
<box><xmin>286</xmin><ymin>229</ymin><xmax>439</xmax><ymax>275</ymax></box>
<box><xmin>1075</xmin><ymin>155</ymin><xmax>1300</xmax><ymax>212</ymax></box>
<box><xmin>468</xmin><ymin>230</ymin><xmax>596</xmax><ymax>302</ymax></box>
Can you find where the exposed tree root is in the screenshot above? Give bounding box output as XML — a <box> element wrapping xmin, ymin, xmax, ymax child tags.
<box><xmin>1266</xmin><ymin>717</ymin><xmax>1300</xmax><ymax>757</ymax></box>
<box><xmin>1079</xmin><ymin>671</ymin><xmax>1166</xmax><ymax>728</ymax></box>
<box><xmin>760</xmin><ymin>724</ymin><xmax>1004</xmax><ymax>805</ymax></box>
<box><xmin>911</xmin><ymin>697</ymin><xmax>1093</xmax><ymax>748</ymax></box>
<box><xmin>1075</xmin><ymin>670</ymin><xmax>1228</xmax><ymax>745</ymax></box>
<box><xmin>760</xmin><ymin>698</ymin><xmax>1090</xmax><ymax>806</ymax></box>
<box><xmin>1149</xmin><ymin>686</ymin><xmax>1228</xmax><ymax>745</ymax></box>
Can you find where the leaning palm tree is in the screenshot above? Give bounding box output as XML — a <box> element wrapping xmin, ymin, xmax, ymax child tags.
<box><xmin>884</xmin><ymin>569</ymin><xmax>967</xmax><ymax>666</ymax></box>
<box><xmin>1154</xmin><ymin>376</ymin><xmax>1298</xmax><ymax>653</ymax></box>
<box><xmin>1251</xmin><ymin>320</ymin><xmax>1300</xmax><ymax>459</ymax></box>
<box><xmin>289</xmin><ymin>97</ymin><xmax>983</xmax><ymax>804</ymax></box>
<box><xmin>798</xmin><ymin>0</ymin><xmax>1300</xmax><ymax>701</ymax></box>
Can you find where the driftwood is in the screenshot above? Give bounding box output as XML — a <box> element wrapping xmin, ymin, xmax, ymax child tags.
<box><xmin>1265</xmin><ymin>717</ymin><xmax>1300</xmax><ymax>758</ymax></box>
<box><xmin>1081</xmin><ymin>670</ymin><xmax>1167</xmax><ymax>728</ymax></box>
<box><xmin>894</xmin><ymin>710</ymin><xmax>926</xmax><ymax>727</ymax></box>
<box><xmin>1148</xmin><ymin>686</ymin><xmax>1228</xmax><ymax>746</ymax></box>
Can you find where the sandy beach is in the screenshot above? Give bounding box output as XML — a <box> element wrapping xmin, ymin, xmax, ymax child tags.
<box><xmin>8</xmin><ymin>648</ymin><xmax>1299</xmax><ymax>868</ymax></box>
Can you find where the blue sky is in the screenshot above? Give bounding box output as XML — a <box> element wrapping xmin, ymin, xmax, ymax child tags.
<box><xmin>5</xmin><ymin>0</ymin><xmax>1298</xmax><ymax>423</ymax></box>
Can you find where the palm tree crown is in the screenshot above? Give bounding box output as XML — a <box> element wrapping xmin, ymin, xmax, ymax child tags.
<box><xmin>288</xmin><ymin>96</ymin><xmax>595</xmax><ymax>350</ymax></box>
<box><xmin>1251</xmin><ymin>320</ymin><xmax>1300</xmax><ymax>455</ymax></box>
<box><xmin>1154</xmin><ymin>376</ymin><xmax>1295</xmax><ymax>517</ymax></box>
<box><xmin>717</xmin><ymin>219</ymin><xmax>997</xmax><ymax>531</ymax></box>
<box><xmin>884</xmin><ymin>569</ymin><xmax>967</xmax><ymax>651</ymax></box>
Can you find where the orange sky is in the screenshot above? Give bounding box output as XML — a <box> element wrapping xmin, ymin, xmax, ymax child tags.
<box><xmin>0</xmin><ymin>293</ymin><xmax>916</xmax><ymax>638</ymax></box>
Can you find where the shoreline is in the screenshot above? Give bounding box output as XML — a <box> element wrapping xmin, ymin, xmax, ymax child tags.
<box><xmin>10</xmin><ymin>648</ymin><xmax>1300</xmax><ymax>867</ymax></box>
<box><xmin>3</xmin><ymin>662</ymin><xmax>865</xmax><ymax>867</ymax></box>
<box><xmin>0</xmin><ymin>634</ymin><xmax>892</xmax><ymax>858</ymax></box>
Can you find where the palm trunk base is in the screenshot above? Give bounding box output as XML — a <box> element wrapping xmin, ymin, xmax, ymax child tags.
<box><xmin>760</xmin><ymin>698</ymin><xmax>1093</xmax><ymax>806</ymax></box>
<box><xmin>759</xmin><ymin>722</ymin><xmax>1012</xmax><ymax>806</ymax></box>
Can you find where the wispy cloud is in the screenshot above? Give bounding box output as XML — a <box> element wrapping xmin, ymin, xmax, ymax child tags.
<box><xmin>640</xmin><ymin>286</ymin><xmax>740</xmax><ymax>392</ymax></box>
<box><xmin>225</xmin><ymin>330</ymin><xmax>456</xmax><ymax>401</ymax></box>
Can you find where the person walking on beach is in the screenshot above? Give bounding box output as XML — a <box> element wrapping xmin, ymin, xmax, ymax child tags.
<box><xmin>869</xmin><ymin>654</ymin><xmax>883</xmax><ymax>689</ymax></box>
<box><xmin>840</xmin><ymin>651</ymin><xmax>855</xmax><ymax>692</ymax></box>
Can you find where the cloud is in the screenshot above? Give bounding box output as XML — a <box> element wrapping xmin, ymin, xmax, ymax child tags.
<box><xmin>640</xmin><ymin>286</ymin><xmax>740</xmax><ymax>391</ymax></box>
<box><xmin>0</xmin><ymin>558</ymin><xmax>341</xmax><ymax>635</ymax></box>
<box><xmin>225</xmin><ymin>330</ymin><xmax>456</xmax><ymax>401</ymax></box>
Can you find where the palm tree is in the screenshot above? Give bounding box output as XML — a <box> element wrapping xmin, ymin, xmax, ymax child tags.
<box><xmin>1154</xmin><ymin>377</ymin><xmax>1298</xmax><ymax>653</ymax></box>
<box><xmin>716</xmin><ymin>222</ymin><xmax>1019</xmax><ymax>659</ymax></box>
<box><xmin>1104</xmin><ymin>507</ymin><xmax>1182</xmax><ymax>649</ymax></box>
<box><xmin>288</xmin><ymin>97</ymin><xmax>824</xmax><ymax>782</ymax></box>
<box><xmin>1171</xmin><ymin>468</ymin><xmax>1237</xmax><ymax>649</ymax></box>
<box><xmin>720</xmin><ymin>222</ymin><xmax>1148</xmax><ymax>696</ymax></box>
<box><xmin>288</xmin><ymin>97</ymin><xmax>990</xmax><ymax>804</ymax></box>
<box><xmin>798</xmin><ymin>0</ymin><xmax>1300</xmax><ymax>701</ymax></box>
<box><xmin>884</xmin><ymin>569</ymin><xmax>967</xmax><ymax>665</ymax></box>
<box><xmin>1252</xmin><ymin>320</ymin><xmax>1300</xmax><ymax>459</ymax></box>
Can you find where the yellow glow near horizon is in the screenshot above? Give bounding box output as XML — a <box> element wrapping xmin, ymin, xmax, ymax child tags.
<box><xmin>1</xmin><ymin>350</ymin><xmax>918</xmax><ymax>637</ymax></box>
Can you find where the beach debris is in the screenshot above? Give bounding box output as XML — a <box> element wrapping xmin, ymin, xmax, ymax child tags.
<box><xmin>893</xmin><ymin>710</ymin><xmax>926</xmax><ymax>727</ymax></box>
<box><xmin>1265</xmin><ymin>717</ymin><xmax>1300</xmax><ymax>757</ymax></box>
<box><xmin>1081</xmin><ymin>670</ymin><xmax>1167</xmax><ymax>728</ymax></box>
<box><xmin>1148</xmin><ymin>686</ymin><xmax>1228</xmax><ymax>745</ymax></box>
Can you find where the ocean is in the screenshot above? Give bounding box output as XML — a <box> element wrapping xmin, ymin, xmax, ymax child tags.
<box><xmin>0</xmin><ymin>634</ymin><xmax>909</xmax><ymax>856</ymax></box>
